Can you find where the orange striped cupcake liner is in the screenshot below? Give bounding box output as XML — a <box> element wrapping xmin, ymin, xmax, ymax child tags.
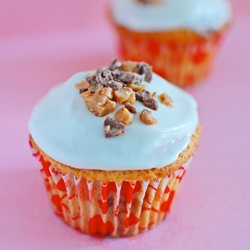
<box><xmin>30</xmin><ymin>141</ymin><xmax>192</xmax><ymax>237</ymax></box>
<box><xmin>114</xmin><ymin>26</ymin><xmax>226</xmax><ymax>87</ymax></box>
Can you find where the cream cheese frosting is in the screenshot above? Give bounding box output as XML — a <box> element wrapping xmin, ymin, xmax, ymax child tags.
<box><xmin>29</xmin><ymin>72</ymin><xmax>199</xmax><ymax>171</ymax></box>
<box><xmin>111</xmin><ymin>0</ymin><xmax>232</xmax><ymax>34</ymax></box>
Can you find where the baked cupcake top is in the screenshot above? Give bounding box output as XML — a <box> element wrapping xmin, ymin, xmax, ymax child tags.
<box><xmin>29</xmin><ymin>60</ymin><xmax>199</xmax><ymax>171</ymax></box>
<box><xmin>111</xmin><ymin>0</ymin><xmax>232</xmax><ymax>34</ymax></box>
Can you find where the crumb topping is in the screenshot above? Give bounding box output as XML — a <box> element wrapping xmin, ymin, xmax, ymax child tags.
<box><xmin>75</xmin><ymin>59</ymin><xmax>174</xmax><ymax>138</ymax></box>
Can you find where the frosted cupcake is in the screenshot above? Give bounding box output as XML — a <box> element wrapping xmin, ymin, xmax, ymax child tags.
<box><xmin>29</xmin><ymin>59</ymin><xmax>201</xmax><ymax>237</ymax></box>
<box><xmin>110</xmin><ymin>0</ymin><xmax>232</xmax><ymax>87</ymax></box>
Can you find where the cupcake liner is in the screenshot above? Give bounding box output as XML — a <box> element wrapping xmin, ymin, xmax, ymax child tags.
<box><xmin>115</xmin><ymin>25</ymin><xmax>225</xmax><ymax>87</ymax></box>
<box><xmin>30</xmin><ymin>143</ymin><xmax>192</xmax><ymax>237</ymax></box>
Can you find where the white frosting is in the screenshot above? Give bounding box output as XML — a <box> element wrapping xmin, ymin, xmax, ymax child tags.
<box><xmin>111</xmin><ymin>0</ymin><xmax>232</xmax><ymax>34</ymax></box>
<box><xmin>29</xmin><ymin>72</ymin><xmax>199</xmax><ymax>171</ymax></box>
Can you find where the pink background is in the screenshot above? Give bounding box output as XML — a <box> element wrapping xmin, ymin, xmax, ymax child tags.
<box><xmin>0</xmin><ymin>0</ymin><xmax>250</xmax><ymax>249</ymax></box>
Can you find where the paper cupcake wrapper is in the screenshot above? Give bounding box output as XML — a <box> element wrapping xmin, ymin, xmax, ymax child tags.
<box><xmin>115</xmin><ymin>26</ymin><xmax>224</xmax><ymax>87</ymax></box>
<box><xmin>30</xmin><ymin>143</ymin><xmax>192</xmax><ymax>237</ymax></box>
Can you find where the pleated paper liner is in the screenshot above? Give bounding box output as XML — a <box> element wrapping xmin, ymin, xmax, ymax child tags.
<box><xmin>30</xmin><ymin>142</ymin><xmax>192</xmax><ymax>237</ymax></box>
<box><xmin>114</xmin><ymin>25</ymin><xmax>227</xmax><ymax>87</ymax></box>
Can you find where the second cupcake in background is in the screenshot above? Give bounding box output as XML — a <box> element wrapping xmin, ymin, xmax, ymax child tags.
<box><xmin>110</xmin><ymin>0</ymin><xmax>232</xmax><ymax>87</ymax></box>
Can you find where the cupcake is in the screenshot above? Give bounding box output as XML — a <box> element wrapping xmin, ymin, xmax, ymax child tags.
<box><xmin>29</xmin><ymin>59</ymin><xmax>201</xmax><ymax>237</ymax></box>
<box><xmin>110</xmin><ymin>0</ymin><xmax>232</xmax><ymax>87</ymax></box>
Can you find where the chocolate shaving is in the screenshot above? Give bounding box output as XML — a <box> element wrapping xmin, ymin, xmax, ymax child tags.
<box><xmin>86</xmin><ymin>75</ymin><xmax>102</xmax><ymax>93</ymax></box>
<box><xmin>104</xmin><ymin>117</ymin><xmax>126</xmax><ymax>138</ymax></box>
<box><xmin>117</xmin><ymin>71</ymin><xmax>134</xmax><ymax>84</ymax></box>
<box><xmin>108</xmin><ymin>58</ymin><xmax>121</xmax><ymax>71</ymax></box>
<box><xmin>135</xmin><ymin>90</ymin><xmax>151</xmax><ymax>102</ymax></box>
<box><xmin>86</xmin><ymin>75</ymin><xmax>97</xmax><ymax>85</ymax></box>
<box><xmin>136</xmin><ymin>90</ymin><xmax>158</xmax><ymax>110</ymax></box>
<box><xmin>79</xmin><ymin>88</ymin><xmax>88</xmax><ymax>94</ymax></box>
<box><xmin>143</xmin><ymin>98</ymin><xmax>158</xmax><ymax>110</ymax></box>
<box><xmin>131</xmin><ymin>73</ymin><xmax>143</xmax><ymax>85</ymax></box>
<box><xmin>125</xmin><ymin>104</ymin><xmax>137</xmax><ymax>114</ymax></box>
<box><xmin>112</xmin><ymin>70</ymin><xmax>143</xmax><ymax>86</ymax></box>
<box><xmin>104</xmin><ymin>80</ymin><xmax>123</xmax><ymax>90</ymax></box>
<box><xmin>111</xmin><ymin>69</ymin><xmax>121</xmax><ymax>79</ymax></box>
<box><xmin>134</xmin><ymin>63</ymin><xmax>152</xmax><ymax>82</ymax></box>
<box><xmin>96</xmin><ymin>69</ymin><xmax>113</xmax><ymax>85</ymax></box>
<box><xmin>94</xmin><ymin>68</ymin><xmax>123</xmax><ymax>90</ymax></box>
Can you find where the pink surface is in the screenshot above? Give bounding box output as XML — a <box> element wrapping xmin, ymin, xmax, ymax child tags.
<box><xmin>0</xmin><ymin>0</ymin><xmax>250</xmax><ymax>249</ymax></box>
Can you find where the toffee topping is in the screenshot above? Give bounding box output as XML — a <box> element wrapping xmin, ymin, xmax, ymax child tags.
<box><xmin>75</xmin><ymin>59</ymin><xmax>174</xmax><ymax>138</ymax></box>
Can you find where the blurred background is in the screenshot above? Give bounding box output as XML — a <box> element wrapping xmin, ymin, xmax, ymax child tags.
<box><xmin>0</xmin><ymin>0</ymin><xmax>250</xmax><ymax>249</ymax></box>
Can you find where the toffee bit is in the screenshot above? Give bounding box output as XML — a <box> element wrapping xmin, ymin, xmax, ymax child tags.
<box><xmin>143</xmin><ymin>98</ymin><xmax>158</xmax><ymax>111</ymax></box>
<box><xmin>77</xmin><ymin>59</ymin><xmax>159</xmax><ymax>137</ymax></box>
<box><xmin>88</xmin><ymin>84</ymin><xmax>102</xmax><ymax>93</ymax></box>
<box><xmin>125</xmin><ymin>103</ymin><xmax>137</xmax><ymax>114</ymax></box>
<box><xmin>114</xmin><ymin>107</ymin><xmax>133</xmax><ymax>125</ymax></box>
<box><xmin>80</xmin><ymin>90</ymin><xmax>91</xmax><ymax>98</ymax></box>
<box><xmin>101</xmin><ymin>87</ymin><xmax>113</xmax><ymax>99</ymax></box>
<box><xmin>75</xmin><ymin>81</ymin><xmax>90</xmax><ymax>90</ymax></box>
<box><xmin>150</xmin><ymin>92</ymin><xmax>156</xmax><ymax>98</ymax></box>
<box><xmin>159</xmin><ymin>93</ymin><xmax>175</xmax><ymax>108</ymax></box>
<box><xmin>134</xmin><ymin>62</ymin><xmax>152</xmax><ymax>82</ymax></box>
<box><xmin>128</xmin><ymin>83</ymin><xmax>145</xmax><ymax>92</ymax></box>
<box><xmin>140</xmin><ymin>109</ymin><xmax>157</xmax><ymax>125</ymax></box>
<box><xmin>104</xmin><ymin>117</ymin><xmax>126</xmax><ymax>138</ymax></box>
<box><xmin>120</xmin><ymin>61</ymin><xmax>137</xmax><ymax>72</ymax></box>
<box><xmin>127</xmin><ymin>90</ymin><xmax>136</xmax><ymax>104</ymax></box>
<box><xmin>114</xmin><ymin>87</ymin><xmax>135</xmax><ymax>104</ymax></box>
<box><xmin>84</xmin><ymin>95</ymin><xmax>116</xmax><ymax>117</ymax></box>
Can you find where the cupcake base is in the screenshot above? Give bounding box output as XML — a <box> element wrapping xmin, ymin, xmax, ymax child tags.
<box><xmin>114</xmin><ymin>26</ymin><xmax>227</xmax><ymax>87</ymax></box>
